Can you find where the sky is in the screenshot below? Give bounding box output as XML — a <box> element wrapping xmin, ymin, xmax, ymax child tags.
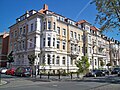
<box><xmin>0</xmin><ymin>0</ymin><xmax>119</xmax><ymax>41</ymax></box>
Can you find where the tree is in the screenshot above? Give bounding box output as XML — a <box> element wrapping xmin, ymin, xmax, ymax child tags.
<box><xmin>7</xmin><ymin>51</ymin><xmax>14</xmax><ymax>68</ymax></box>
<box><xmin>91</xmin><ymin>0</ymin><xmax>120</xmax><ymax>32</ymax></box>
<box><xmin>28</xmin><ymin>54</ymin><xmax>36</xmax><ymax>77</ymax></box>
<box><xmin>75</xmin><ymin>56</ymin><xmax>90</xmax><ymax>74</ymax></box>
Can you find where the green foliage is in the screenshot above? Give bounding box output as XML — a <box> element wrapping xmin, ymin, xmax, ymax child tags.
<box><xmin>7</xmin><ymin>51</ymin><xmax>14</xmax><ymax>63</ymax></box>
<box><xmin>91</xmin><ymin>0</ymin><xmax>120</xmax><ymax>32</ymax></box>
<box><xmin>28</xmin><ymin>54</ymin><xmax>36</xmax><ymax>66</ymax></box>
<box><xmin>75</xmin><ymin>56</ymin><xmax>90</xmax><ymax>74</ymax></box>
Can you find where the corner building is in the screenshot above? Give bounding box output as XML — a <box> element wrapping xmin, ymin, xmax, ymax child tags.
<box><xmin>9</xmin><ymin>4</ymin><xmax>84</xmax><ymax>73</ymax></box>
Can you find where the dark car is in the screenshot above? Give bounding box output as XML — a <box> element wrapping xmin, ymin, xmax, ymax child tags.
<box><xmin>118</xmin><ymin>71</ymin><xmax>120</xmax><ymax>76</ymax></box>
<box><xmin>101</xmin><ymin>70</ymin><xmax>109</xmax><ymax>75</ymax></box>
<box><xmin>111</xmin><ymin>68</ymin><xmax>120</xmax><ymax>74</ymax></box>
<box><xmin>15</xmin><ymin>67</ymin><xmax>31</xmax><ymax>77</ymax></box>
<box><xmin>85</xmin><ymin>70</ymin><xmax>105</xmax><ymax>77</ymax></box>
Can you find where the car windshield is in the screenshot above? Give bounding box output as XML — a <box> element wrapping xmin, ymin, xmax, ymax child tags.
<box><xmin>25</xmin><ymin>67</ymin><xmax>31</xmax><ymax>71</ymax></box>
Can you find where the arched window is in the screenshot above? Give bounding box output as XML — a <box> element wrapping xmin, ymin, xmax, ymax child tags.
<box><xmin>62</xmin><ymin>57</ymin><xmax>66</xmax><ymax>65</ymax></box>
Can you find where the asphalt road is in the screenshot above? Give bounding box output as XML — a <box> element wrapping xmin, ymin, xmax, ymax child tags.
<box><xmin>1</xmin><ymin>74</ymin><xmax>120</xmax><ymax>90</ymax></box>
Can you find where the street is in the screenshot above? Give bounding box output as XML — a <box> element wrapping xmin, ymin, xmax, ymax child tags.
<box><xmin>0</xmin><ymin>74</ymin><xmax>120</xmax><ymax>90</ymax></box>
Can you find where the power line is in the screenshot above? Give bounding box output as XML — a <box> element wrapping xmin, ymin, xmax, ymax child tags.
<box><xmin>74</xmin><ymin>0</ymin><xmax>92</xmax><ymax>21</ymax></box>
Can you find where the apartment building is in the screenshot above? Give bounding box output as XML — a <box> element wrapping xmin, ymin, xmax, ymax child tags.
<box><xmin>9</xmin><ymin>4</ymin><xmax>120</xmax><ymax>72</ymax></box>
<box><xmin>9</xmin><ymin>4</ymin><xmax>84</xmax><ymax>73</ymax></box>
<box><xmin>0</xmin><ymin>32</ymin><xmax>9</xmax><ymax>67</ymax></box>
<box><xmin>76</xmin><ymin>20</ymin><xmax>120</xmax><ymax>70</ymax></box>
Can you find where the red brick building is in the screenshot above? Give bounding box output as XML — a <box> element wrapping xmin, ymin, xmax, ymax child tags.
<box><xmin>0</xmin><ymin>33</ymin><xmax>9</xmax><ymax>67</ymax></box>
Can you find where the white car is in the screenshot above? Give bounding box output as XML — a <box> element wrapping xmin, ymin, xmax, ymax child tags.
<box><xmin>1</xmin><ymin>68</ymin><xmax>7</xmax><ymax>74</ymax></box>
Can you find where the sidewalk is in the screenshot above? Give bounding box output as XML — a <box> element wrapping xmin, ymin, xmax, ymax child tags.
<box><xmin>0</xmin><ymin>80</ymin><xmax>7</xmax><ymax>86</ymax></box>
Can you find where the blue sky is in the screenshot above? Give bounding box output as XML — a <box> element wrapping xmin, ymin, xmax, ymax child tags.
<box><xmin>0</xmin><ymin>0</ymin><xmax>119</xmax><ymax>41</ymax></box>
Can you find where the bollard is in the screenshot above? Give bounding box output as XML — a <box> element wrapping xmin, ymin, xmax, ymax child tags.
<box><xmin>40</xmin><ymin>73</ymin><xmax>42</xmax><ymax>79</ymax></box>
<box><xmin>58</xmin><ymin>70</ymin><xmax>60</xmax><ymax>79</ymax></box>
<box><xmin>77</xmin><ymin>72</ymin><xmax>79</xmax><ymax>78</ymax></box>
<box><xmin>71</xmin><ymin>72</ymin><xmax>73</xmax><ymax>79</ymax></box>
<box><xmin>48</xmin><ymin>72</ymin><xmax>50</xmax><ymax>79</ymax></box>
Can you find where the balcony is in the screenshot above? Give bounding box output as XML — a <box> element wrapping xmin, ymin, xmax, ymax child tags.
<box><xmin>68</xmin><ymin>50</ymin><xmax>79</xmax><ymax>59</ymax></box>
<box><xmin>68</xmin><ymin>38</ymin><xmax>79</xmax><ymax>45</ymax></box>
<box><xmin>42</xmin><ymin>47</ymin><xmax>57</xmax><ymax>52</ymax></box>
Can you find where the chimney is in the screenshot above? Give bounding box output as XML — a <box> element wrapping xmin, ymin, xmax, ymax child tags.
<box><xmin>43</xmin><ymin>4</ymin><xmax>48</xmax><ymax>10</ymax></box>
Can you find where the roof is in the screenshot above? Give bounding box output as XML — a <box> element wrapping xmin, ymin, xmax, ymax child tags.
<box><xmin>76</xmin><ymin>20</ymin><xmax>90</xmax><ymax>24</ymax></box>
<box><xmin>90</xmin><ymin>26</ymin><xmax>98</xmax><ymax>31</ymax></box>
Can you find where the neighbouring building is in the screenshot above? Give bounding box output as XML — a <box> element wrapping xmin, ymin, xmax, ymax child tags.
<box><xmin>9</xmin><ymin>4</ymin><xmax>120</xmax><ymax>72</ymax></box>
<box><xmin>0</xmin><ymin>32</ymin><xmax>9</xmax><ymax>67</ymax></box>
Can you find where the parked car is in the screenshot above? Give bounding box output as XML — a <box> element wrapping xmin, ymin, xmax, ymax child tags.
<box><xmin>111</xmin><ymin>67</ymin><xmax>120</xmax><ymax>74</ymax></box>
<box><xmin>6</xmin><ymin>68</ymin><xmax>11</xmax><ymax>75</ymax></box>
<box><xmin>0</xmin><ymin>67</ymin><xmax>8</xmax><ymax>74</ymax></box>
<box><xmin>6</xmin><ymin>67</ymin><xmax>16</xmax><ymax>75</ymax></box>
<box><xmin>85</xmin><ymin>70</ymin><xmax>105</xmax><ymax>77</ymax></box>
<box><xmin>15</xmin><ymin>67</ymin><xmax>31</xmax><ymax>77</ymax></box>
<box><xmin>118</xmin><ymin>71</ymin><xmax>120</xmax><ymax>76</ymax></box>
<box><xmin>101</xmin><ymin>70</ymin><xmax>109</xmax><ymax>75</ymax></box>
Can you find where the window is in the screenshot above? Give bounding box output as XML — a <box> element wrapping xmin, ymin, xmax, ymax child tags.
<box><xmin>23</xmin><ymin>26</ymin><xmax>26</xmax><ymax>34</ymax></box>
<box><xmin>89</xmin><ymin>47</ymin><xmax>91</xmax><ymax>53</ymax></box>
<box><xmin>62</xmin><ymin>57</ymin><xmax>65</xmax><ymax>65</ymax></box>
<box><xmin>52</xmin><ymin>55</ymin><xmax>55</xmax><ymax>64</ymax></box>
<box><xmin>78</xmin><ymin>34</ymin><xmax>80</xmax><ymax>40</ymax></box>
<box><xmin>71</xmin><ymin>59</ymin><xmax>73</xmax><ymax>65</ymax></box>
<box><xmin>14</xmin><ymin>43</ymin><xmax>16</xmax><ymax>51</ymax></box>
<box><xmin>30</xmin><ymin>39</ymin><xmax>32</xmax><ymax>47</ymax></box>
<box><xmin>95</xmin><ymin>59</ymin><xmax>97</xmax><ymax>65</ymax></box>
<box><xmin>57</xmin><ymin>40</ymin><xmax>60</xmax><ymax>49</ymax></box>
<box><xmin>22</xmin><ymin>41</ymin><xmax>25</xmax><ymax>49</ymax></box>
<box><xmin>47</xmin><ymin>54</ymin><xmax>50</xmax><ymax>64</ymax></box>
<box><xmin>10</xmin><ymin>32</ymin><xmax>13</xmax><ymax>39</ymax></box>
<box><xmin>48</xmin><ymin>37</ymin><xmax>51</xmax><ymax>47</ymax></box>
<box><xmin>63</xmin><ymin>28</ymin><xmax>66</xmax><ymax>36</ymax></box>
<box><xmin>43</xmin><ymin>38</ymin><xmax>45</xmax><ymax>47</ymax></box>
<box><xmin>53</xmin><ymin>38</ymin><xmax>55</xmax><ymax>47</ymax></box>
<box><xmin>89</xmin><ymin>36</ymin><xmax>91</xmax><ymax>42</ymax></box>
<box><xmin>31</xmin><ymin>23</ymin><xmax>33</xmax><ymax>31</ymax></box>
<box><xmin>14</xmin><ymin>31</ymin><xmax>17</xmax><ymax>37</ymax></box>
<box><xmin>20</xmin><ymin>28</ymin><xmax>22</xmax><ymax>35</ymax></box>
<box><xmin>78</xmin><ymin>46</ymin><xmax>80</xmax><ymax>52</ymax></box>
<box><xmin>34</xmin><ymin>37</ymin><xmax>36</xmax><ymax>48</ymax></box>
<box><xmin>63</xmin><ymin>41</ymin><xmax>66</xmax><ymax>50</ymax></box>
<box><xmin>75</xmin><ymin>45</ymin><xmax>77</xmax><ymax>51</ymax></box>
<box><xmin>56</xmin><ymin>56</ymin><xmax>60</xmax><ymax>64</ymax></box>
<box><xmin>74</xmin><ymin>32</ymin><xmax>77</xmax><ymax>39</ymax></box>
<box><xmin>19</xmin><ymin>42</ymin><xmax>21</xmax><ymax>50</ymax></box>
<box><xmin>53</xmin><ymin>22</ymin><xmax>56</xmax><ymax>30</ymax></box>
<box><xmin>70</xmin><ymin>31</ymin><xmax>73</xmax><ymax>37</ymax></box>
<box><xmin>48</xmin><ymin>21</ymin><xmax>51</xmax><ymax>29</ymax></box>
<box><xmin>81</xmin><ymin>35</ymin><xmax>84</xmax><ymax>41</ymax></box>
<box><xmin>85</xmin><ymin>47</ymin><xmax>87</xmax><ymax>53</ymax></box>
<box><xmin>42</xmin><ymin>55</ymin><xmax>45</xmax><ymax>64</ymax></box>
<box><xmin>43</xmin><ymin>22</ymin><xmax>46</xmax><ymax>30</ymax></box>
<box><xmin>71</xmin><ymin>44</ymin><xmax>73</xmax><ymax>50</ymax></box>
<box><xmin>57</xmin><ymin>27</ymin><xmax>60</xmax><ymax>35</ymax></box>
